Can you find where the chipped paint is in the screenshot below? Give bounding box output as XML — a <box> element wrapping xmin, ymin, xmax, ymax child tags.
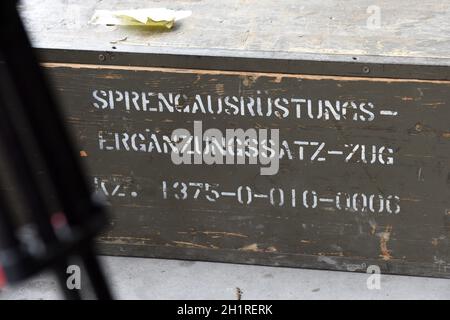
<box><xmin>344</xmin><ymin>263</ymin><xmax>367</xmax><ymax>272</ymax></box>
<box><xmin>379</xmin><ymin>225</ymin><xmax>393</xmax><ymax>261</ymax></box>
<box><xmin>101</xmin><ymin>73</ymin><xmax>123</xmax><ymax>80</ymax></box>
<box><xmin>236</xmin><ymin>287</ymin><xmax>243</xmax><ymax>300</ymax></box>
<box><xmin>41</xmin><ymin>52</ymin><xmax>450</xmax><ymax>279</ymax></box>
<box><xmin>42</xmin><ymin>62</ymin><xmax>450</xmax><ymax>84</ymax></box>
<box><xmin>239</xmin><ymin>243</ymin><xmax>259</xmax><ymax>252</ymax></box>
<box><xmin>238</xmin><ymin>244</ymin><xmax>277</xmax><ymax>253</ymax></box>
<box><xmin>98</xmin><ymin>236</ymin><xmax>153</xmax><ymax>246</ymax></box>
<box><xmin>173</xmin><ymin>241</ymin><xmax>219</xmax><ymax>249</ymax></box>
<box><xmin>399</xmin><ymin>197</ymin><xmax>421</xmax><ymax>202</ymax></box>
<box><xmin>433</xmin><ymin>256</ymin><xmax>450</xmax><ymax>273</ymax></box>
<box><xmin>271</xmin><ymin>76</ymin><xmax>283</xmax><ymax>83</ymax></box>
<box><xmin>369</xmin><ymin>219</ymin><xmax>377</xmax><ymax>235</ymax></box>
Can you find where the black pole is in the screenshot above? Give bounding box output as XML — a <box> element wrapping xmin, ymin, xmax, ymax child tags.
<box><xmin>0</xmin><ymin>0</ymin><xmax>112</xmax><ymax>299</ymax></box>
<box><xmin>0</xmin><ymin>0</ymin><xmax>98</xmax><ymax>228</ymax></box>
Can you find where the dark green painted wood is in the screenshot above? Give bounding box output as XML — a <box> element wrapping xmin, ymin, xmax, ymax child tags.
<box><xmin>41</xmin><ymin>63</ymin><xmax>450</xmax><ymax>278</ymax></box>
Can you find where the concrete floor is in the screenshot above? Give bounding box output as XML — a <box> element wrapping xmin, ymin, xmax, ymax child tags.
<box><xmin>0</xmin><ymin>256</ymin><xmax>449</xmax><ymax>300</ymax></box>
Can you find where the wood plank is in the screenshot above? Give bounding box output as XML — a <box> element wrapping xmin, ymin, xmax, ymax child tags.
<box><xmin>21</xmin><ymin>0</ymin><xmax>450</xmax><ymax>64</ymax></box>
<box><xmin>42</xmin><ymin>62</ymin><xmax>450</xmax><ymax>278</ymax></box>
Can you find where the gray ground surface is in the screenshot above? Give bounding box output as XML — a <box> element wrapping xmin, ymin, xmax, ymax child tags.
<box><xmin>0</xmin><ymin>256</ymin><xmax>449</xmax><ymax>299</ymax></box>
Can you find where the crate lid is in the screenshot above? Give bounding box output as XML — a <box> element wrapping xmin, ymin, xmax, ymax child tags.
<box><xmin>20</xmin><ymin>0</ymin><xmax>450</xmax><ymax>66</ymax></box>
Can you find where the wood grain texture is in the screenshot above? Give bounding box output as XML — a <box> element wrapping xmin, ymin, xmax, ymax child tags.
<box><xmin>20</xmin><ymin>0</ymin><xmax>450</xmax><ymax>65</ymax></box>
<box><xmin>43</xmin><ymin>63</ymin><xmax>450</xmax><ymax>278</ymax></box>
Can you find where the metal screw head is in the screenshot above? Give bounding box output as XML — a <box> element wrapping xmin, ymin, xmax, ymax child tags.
<box><xmin>98</xmin><ymin>54</ymin><xmax>106</xmax><ymax>61</ymax></box>
<box><xmin>362</xmin><ymin>66</ymin><xmax>370</xmax><ymax>74</ymax></box>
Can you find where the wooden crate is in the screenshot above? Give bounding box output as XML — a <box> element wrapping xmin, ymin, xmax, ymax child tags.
<box><xmin>21</xmin><ymin>0</ymin><xmax>450</xmax><ymax>278</ymax></box>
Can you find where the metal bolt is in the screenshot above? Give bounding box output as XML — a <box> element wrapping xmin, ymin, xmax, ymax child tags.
<box><xmin>362</xmin><ymin>66</ymin><xmax>370</xmax><ymax>74</ymax></box>
<box><xmin>98</xmin><ymin>54</ymin><xmax>106</xmax><ymax>62</ymax></box>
